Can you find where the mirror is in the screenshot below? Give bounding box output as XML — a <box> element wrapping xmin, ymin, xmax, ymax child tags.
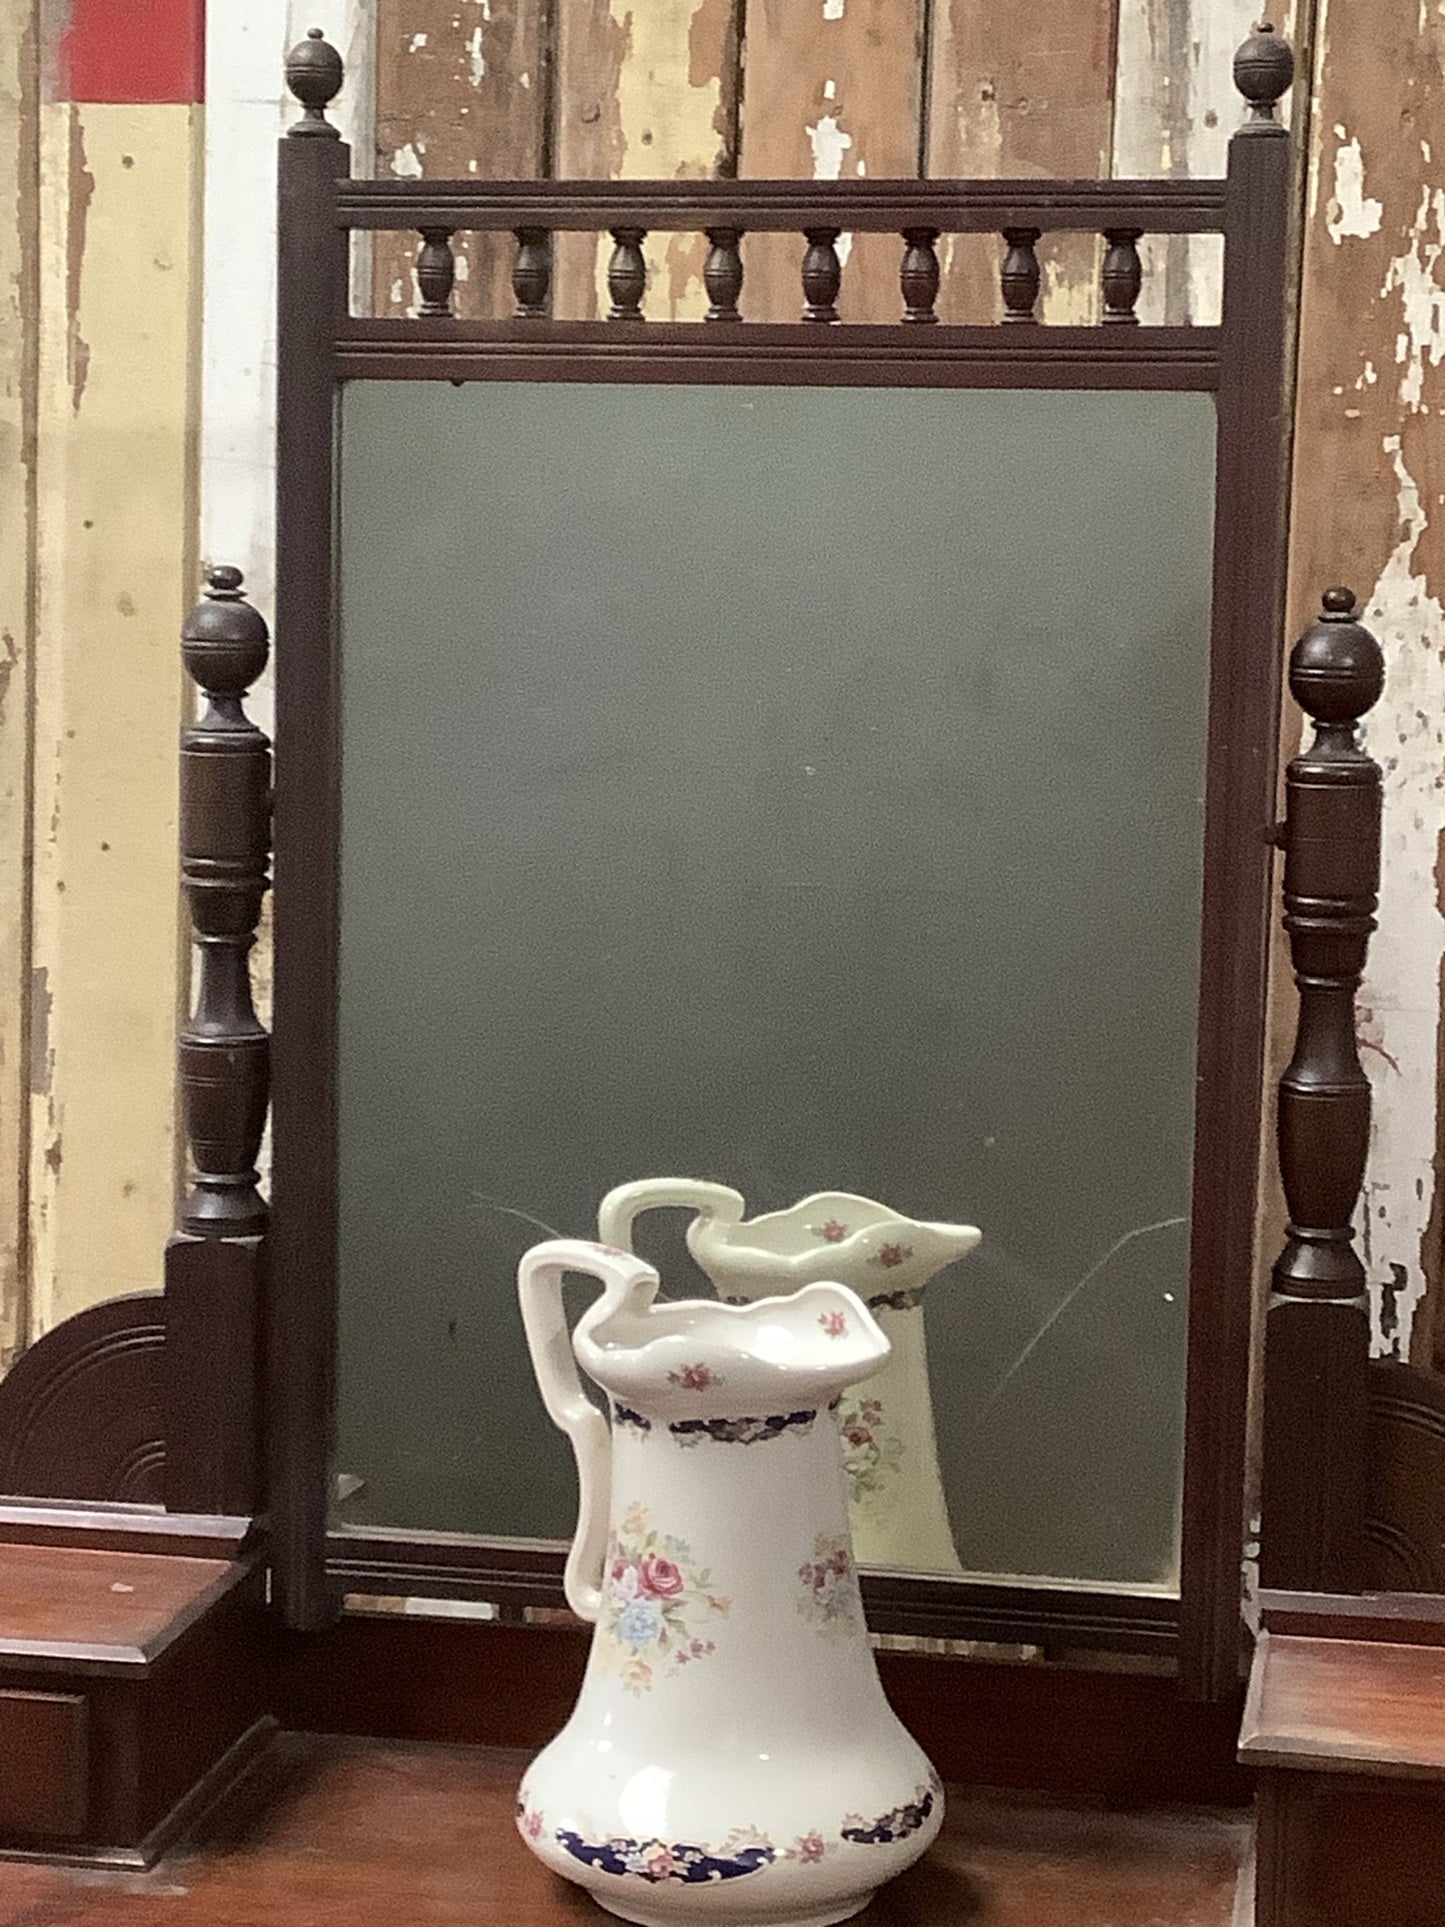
<box><xmin>334</xmin><ymin>380</ymin><xmax>1215</xmax><ymax>1588</ymax></box>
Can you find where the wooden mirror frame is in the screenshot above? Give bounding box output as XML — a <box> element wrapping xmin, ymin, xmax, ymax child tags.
<box><xmin>0</xmin><ymin>24</ymin><xmax>1305</xmax><ymax>1710</ymax></box>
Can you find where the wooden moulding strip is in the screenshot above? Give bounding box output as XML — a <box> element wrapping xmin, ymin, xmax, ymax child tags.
<box><xmin>333</xmin><ymin>321</ymin><xmax>1222</xmax><ymax>390</ymax></box>
<box><xmin>335</xmin><ymin>177</ymin><xmax>1229</xmax><ymax>235</ymax></box>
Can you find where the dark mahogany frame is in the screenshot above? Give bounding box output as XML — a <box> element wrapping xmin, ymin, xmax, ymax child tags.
<box><xmin>260</xmin><ymin>50</ymin><xmax>1296</xmax><ymax>1702</ymax></box>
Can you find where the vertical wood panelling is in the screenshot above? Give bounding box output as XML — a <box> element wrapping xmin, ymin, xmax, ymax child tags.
<box><xmin>553</xmin><ymin>0</ymin><xmax>738</xmax><ymax>322</ymax></box>
<box><xmin>27</xmin><ymin>100</ymin><xmax>201</xmax><ymax>1336</ymax></box>
<box><xmin>0</xmin><ymin>5</ymin><xmax>38</xmax><ymax>1370</ymax></box>
<box><xmin>738</xmin><ymin>0</ymin><xmax>924</xmax><ymax>324</ymax></box>
<box><xmin>925</xmin><ymin>1</ymin><xmax>1116</xmax><ymax>323</ymax></box>
<box><xmin>372</xmin><ymin>0</ymin><xmax>545</xmax><ymax>321</ymax></box>
<box><xmin>1283</xmin><ymin>0</ymin><xmax>1445</xmax><ymax>1366</ymax></box>
<box><xmin>1113</xmin><ymin>0</ymin><xmax>1297</xmax><ymax>325</ymax></box>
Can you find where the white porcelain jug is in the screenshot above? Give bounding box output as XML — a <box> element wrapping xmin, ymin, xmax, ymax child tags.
<box><xmin>515</xmin><ymin>1238</ymin><xmax>943</xmax><ymax>1927</ymax></box>
<box><xmin>598</xmin><ymin>1184</ymin><xmax>980</xmax><ymax>1575</ymax></box>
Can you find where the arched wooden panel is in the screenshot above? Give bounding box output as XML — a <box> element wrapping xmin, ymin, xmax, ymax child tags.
<box><xmin>0</xmin><ymin>1295</ymin><xmax>165</xmax><ymax>1503</ymax></box>
<box><xmin>1365</xmin><ymin>1359</ymin><xmax>1445</xmax><ymax>1592</ymax></box>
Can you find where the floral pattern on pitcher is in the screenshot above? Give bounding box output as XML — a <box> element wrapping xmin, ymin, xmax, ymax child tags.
<box><xmin>667</xmin><ymin>1362</ymin><xmax>721</xmax><ymax>1391</ymax></box>
<box><xmin>818</xmin><ymin>1309</ymin><xmax>849</xmax><ymax>1338</ymax></box>
<box><xmin>599</xmin><ymin>1502</ymin><xmax>730</xmax><ymax>1693</ymax></box>
<box><xmin>796</xmin><ymin>1532</ymin><xmax>862</xmax><ymax>1634</ymax></box>
<box><xmin>556</xmin><ymin>1823</ymin><xmax>833</xmax><ymax>1884</ymax></box>
<box><xmin>669</xmin><ymin>1408</ymin><xmax>818</xmax><ymax>1447</ymax></box>
<box><xmin>836</xmin><ymin>1395</ymin><xmax>904</xmax><ymax>1505</ymax></box>
<box><xmin>841</xmin><ymin>1784</ymin><xmax>937</xmax><ymax>1845</ymax></box>
<box><xmin>516</xmin><ymin>1799</ymin><xmax>545</xmax><ymax>1842</ymax></box>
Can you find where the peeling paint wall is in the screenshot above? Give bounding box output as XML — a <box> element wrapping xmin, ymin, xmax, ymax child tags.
<box><xmin>1285</xmin><ymin>0</ymin><xmax>1445</xmax><ymax>1364</ymax></box>
<box><xmin>0</xmin><ymin>6</ymin><xmax>38</xmax><ymax>1370</ymax></box>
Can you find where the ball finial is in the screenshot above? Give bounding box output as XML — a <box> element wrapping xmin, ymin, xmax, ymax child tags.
<box><xmin>1289</xmin><ymin>588</ymin><xmax>1383</xmax><ymax>729</ymax></box>
<box><xmin>1234</xmin><ymin>22</ymin><xmax>1295</xmax><ymax>130</ymax></box>
<box><xmin>184</xmin><ymin>567</ymin><xmax>270</xmax><ymax>698</ymax></box>
<box><xmin>285</xmin><ymin>28</ymin><xmax>344</xmax><ymax>137</ymax></box>
<box><xmin>206</xmin><ymin>564</ymin><xmax>245</xmax><ymax>599</ymax></box>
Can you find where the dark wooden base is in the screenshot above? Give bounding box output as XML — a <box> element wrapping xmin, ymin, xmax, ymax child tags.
<box><xmin>0</xmin><ymin>1543</ymin><xmax>270</xmax><ymax>1864</ymax></box>
<box><xmin>0</xmin><ymin>1732</ymin><xmax>1252</xmax><ymax>1924</ymax></box>
<box><xmin>273</xmin><ymin>1611</ymin><xmax>1253</xmax><ymax>1807</ymax></box>
<box><xmin>1244</xmin><ymin>1596</ymin><xmax>1445</xmax><ymax>1925</ymax></box>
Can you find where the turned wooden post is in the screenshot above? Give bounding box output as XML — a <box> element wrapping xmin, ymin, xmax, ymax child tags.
<box><xmin>1259</xmin><ymin>588</ymin><xmax>1384</xmax><ymax>1592</ymax></box>
<box><xmin>164</xmin><ymin>566</ymin><xmax>272</xmax><ymax>1515</ymax></box>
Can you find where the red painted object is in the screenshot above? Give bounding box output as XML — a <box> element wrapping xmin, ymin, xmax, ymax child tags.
<box><xmin>54</xmin><ymin>0</ymin><xmax>205</xmax><ymax>105</ymax></box>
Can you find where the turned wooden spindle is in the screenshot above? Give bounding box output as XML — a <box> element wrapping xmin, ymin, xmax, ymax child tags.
<box><xmin>900</xmin><ymin>228</ymin><xmax>940</xmax><ymax>324</ymax></box>
<box><xmin>1234</xmin><ymin>19</ymin><xmax>1295</xmax><ymax>132</ymax></box>
<box><xmin>177</xmin><ymin>566</ymin><xmax>272</xmax><ymax>1240</ymax></box>
<box><xmin>415</xmin><ymin>229</ymin><xmax>457</xmax><ymax>316</ymax></box>
<box><xmin>1259</xmin><ymin>587</ymin><xmax>1385</xmax><ymax>1593</ymax></box>
<box><xmin>1000</xmin><ymin>227</ymin><xmax>1041</xmax><ymax>323</ymax></box>
<box><xmin>704</xmin><ymin>228</ymin><xmax>744</xmax><ymax>322</ymax></box>
<box><xmin>607</xmin><ymin>228</ymin><xmax>648</xmax><ymax>320</ymax></box>
<box><xmin>802</xmin><ymin>228</ymin><xmax>842</xmax><ymax>323</ymax></box>
<box><xmin>512</xmin><ymin>226</ymin><xmax>550</xmax><ymax>318</ymax></box>
<box><xmin>1102</xmin><ymin>228</ymin><xmax>1143</xmax><ymax>324</ymax></box>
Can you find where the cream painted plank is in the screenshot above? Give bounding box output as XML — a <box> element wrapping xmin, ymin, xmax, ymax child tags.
<box><xmin>738</xmin><ymin>0</ymin><xmax>924</xmax><ymax>324</ymax></box>
<box><xmin>925</xmin><ymin>0</ymin><xmax>1116</xmax><ymax>323</ymax></box>
<box><xmin>553</xmin><ymin>0</ymin><xmax>739</xmax><ymax>322</ymax></box>
<box><xmin>1112</xmin><ymin>0</ymin><xmax>1298</xmax><ymax>325</ymax></box>
<box><xmin>28</xmin><ymin>104</ymin><xmax>201</xmax><ymax>1333</ymax></box>
<box><xmin>1281</xmin><ymin>0</ymin><xmax>1445</xmax><ymax>1362</ymax></box>
<box><xmin>0</xmin><ymin>4</ymin><xmax>37</xmax><ymax>1370</ymax></box>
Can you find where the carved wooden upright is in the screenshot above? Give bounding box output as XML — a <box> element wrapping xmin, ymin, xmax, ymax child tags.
<box><xmin>1259</xmin><ymin>588</ymin><xmax>1384</xmax><ymax>1592</ymax></box>
<box><xmin>163</xmin><ymin>566</ymin><xmax>272</xmax><ymax>1515</ymax></box>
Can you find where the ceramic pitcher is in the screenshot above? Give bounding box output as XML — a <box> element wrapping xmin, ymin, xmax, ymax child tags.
<box><xmin>598</xmin><ymin>1184</ymin><xmax>980</xmax><ymax>1575</ymax></box>
<box><xmin>515</xmin><ymin>1238</ymin><xmax>943</xmax><ymax>1927</ymax></box>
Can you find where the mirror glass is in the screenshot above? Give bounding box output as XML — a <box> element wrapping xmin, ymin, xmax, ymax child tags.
<box><xmin>335</xmin><ymin>379</ymin><xmax>1216</xmax><ymax>1588</ymax></box>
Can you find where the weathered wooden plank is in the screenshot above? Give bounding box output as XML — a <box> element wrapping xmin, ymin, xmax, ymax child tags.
<box><xmin>1113</xmin><ymin>0</ymin><xmax>1298</xmax><ymax>325</ymax></box>
<box><xmin>925</xmin><ymin>0</ymin><xmax>1116</xmax><ymax>323</ymax></box>
<box><xmin>372</xmin><ymin>0</ymin><xmax>545</xmax><ymax>321</ymax></box>
<box><xmin>1279</xmin><ymin>0</ymin><xmax>1445</xmax><ymax>1365</ymax></box>
<box><xmin>0</xmin><ymin>4</ymin><xmax>37</xmax><ymax>1372</ymax></box>
<box><xmin>738</xmin><ymin>0</ymin><xmax>925</xmax><ymax>324</ymax></box>
<box><xmin>553</xmin><ymin>0</ymin><xmax>739</xmax><ymax>323</ymax></box>
<box><xmin>28</xmin><ymin>101</ymin><xmax>200</xmax><ymax>1336</ymax></box>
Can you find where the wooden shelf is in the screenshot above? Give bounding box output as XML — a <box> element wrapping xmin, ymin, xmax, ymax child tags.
<box><xmin>0</xmin><ymin>1732</ymin><xmax>1251</xmax><ymax>1923</ymax></box>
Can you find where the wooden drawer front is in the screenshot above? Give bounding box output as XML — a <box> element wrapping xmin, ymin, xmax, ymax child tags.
<box><xmin>0</xmin><ymin>1690</ymin><xmax>87</xmax><ymax>1838</ymax></box>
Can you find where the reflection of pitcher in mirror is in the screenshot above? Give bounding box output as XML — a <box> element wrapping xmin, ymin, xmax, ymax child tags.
<box><xmin>599</xmin><ymin>1183</ymin><xmax>980</xmax><ymax>1576</ymax></box>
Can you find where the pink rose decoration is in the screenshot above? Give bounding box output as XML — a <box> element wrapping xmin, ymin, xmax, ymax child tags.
<box><xmin>819</xmin><ymin>1309</ymin><xmax>847</xmax><ymax>1337</ymax></box>
<box><xmin>818</xmin><ymin>1219</ymin><xmax>848</xmax><ymax>1243</ymax></box>
<box><xmin>644</xmin><ymin>1846</ymin><xmax>677</xmax><ymax>1880</ymax></box>
<box><xmin>796</xmin><ymin>1832</ymin><xmax>826</xmax><ymax>1863</ymax></box>
<box><xmin>638</xmin><ymin>1554</ymin><xmax>684</xmax><ymax>1599</ymax></box>
<box><xmin>877</xmin><ymin>1241</ymin><xmax>913</xmax><ymax>1269</ymax></box>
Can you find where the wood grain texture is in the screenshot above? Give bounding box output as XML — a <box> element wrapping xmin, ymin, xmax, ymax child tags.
<box><xmin>1242</xmin><ymin>1628</ymin><xmax>1445</xmax><ymax>1778</ymax></box>
<box><xmin>553</xmin><ymin>0</ymin><xmax>739</xmax><ymax>322</ymax></box>
<box><xmin>925</xmin><ymin>0</ymin><xmax>1115</xmax><ymax>323</ymax></box>
<box><xmin>1283</xmin><ymin>0</ymin><xmax>1445</xmax><ymax>1367</ymax></box>
<box><xmin>372</xmin><ymin>0</ymin><xmax>546</xmax><ymax>320</ymax></box>
<box><xmin>0</xmin><ymin>1689</ymin><xmax>86</xmax><ymax>1838</ymax></box>
<box><xmin>0</xmin><ymin>1543</ymin><xmax>238</xmax><ymax>1672</ymax></box>
<box><xmin>738</xmin><ymin>0</ymin><xmax>925</xmax><ymax>323</ymax></box>
<box><xmin>1256</xmin><ymin>1771</ymin><xmax>1445</xmax><ymax>1927</ymax></box>
<box><xmin>0</xmin><ymin>1732</ymin><xmax>1251</xmax><ymax>1922</ymax></box>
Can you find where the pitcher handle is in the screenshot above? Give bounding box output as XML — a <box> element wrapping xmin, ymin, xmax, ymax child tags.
<box><xmin>518</xmin><ymin>1238</ymin><xmax>653</xmax><ymax>1623</ymax></box>
<box><xmin>598</xmin><ymin>1178</ymin><xmax>746</xmax><ymax>1251</ymax></box>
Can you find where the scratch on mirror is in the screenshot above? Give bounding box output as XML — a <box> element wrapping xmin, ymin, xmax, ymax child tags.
<box><xmin>470</xmin><ymin>1193</ymin><xmax>565</xmax><ymax>1241</ymax></box>
<box><xmin>970</xmin><ymin>1217</ymin><xmax>1189</xmax><ymax>1426</ymax></box>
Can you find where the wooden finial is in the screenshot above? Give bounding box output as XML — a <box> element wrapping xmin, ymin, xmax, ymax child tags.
<box><xmin>1258</xmin><ymin>586</ymin><xmax>1384</xmax><ymax>1592</ymax></box>
<box><xmin>286</xmin><ymin>26</ymin><xmax>344</xmax><ymax>138</ymax></box>
<box><xmin>177</xmin><ymin>567</ymin><xmax>272</xmax><ymax>1239</ymax></box>
<box><xmin>1234</xmin><ymin>22</ymin><xmax>1294</xmax><ymax>133</ymax></box>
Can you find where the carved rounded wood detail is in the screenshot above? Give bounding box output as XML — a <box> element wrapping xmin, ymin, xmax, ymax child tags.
<box><xmin>1234</xmin><ymin>22</ymin><xmax>1295</xmax><ymax>125</ymax></box>
<box><xmin>1364</xmin><ymin>1361</ymin><xmax>1445</xmax><ymax>1593</ymax></box>
<box><xmin>0</xmin><ymin>1297</ymin><xmax>165</xmax><ymax>1503</ymax></box>
<box><xmin>285</xmin><ymin>27</ymin><xmax>344</xmax><ymax>139</ymax></box>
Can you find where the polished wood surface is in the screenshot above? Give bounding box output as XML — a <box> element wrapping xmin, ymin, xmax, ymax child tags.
<box><xmin>0</xmin><ymin>1543</ymin><xmax>236</xmax><ymax>1672</ymax></box>
<box><xmin>0</xmin><ymin>1734</ymin><xmax>1250</xmax><ymax>1924</ymax></box>
<box><xmin>1242</xmin><ymin>1628</ymin><xmax>1445</xmax><ymax>1777</ymax></box>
